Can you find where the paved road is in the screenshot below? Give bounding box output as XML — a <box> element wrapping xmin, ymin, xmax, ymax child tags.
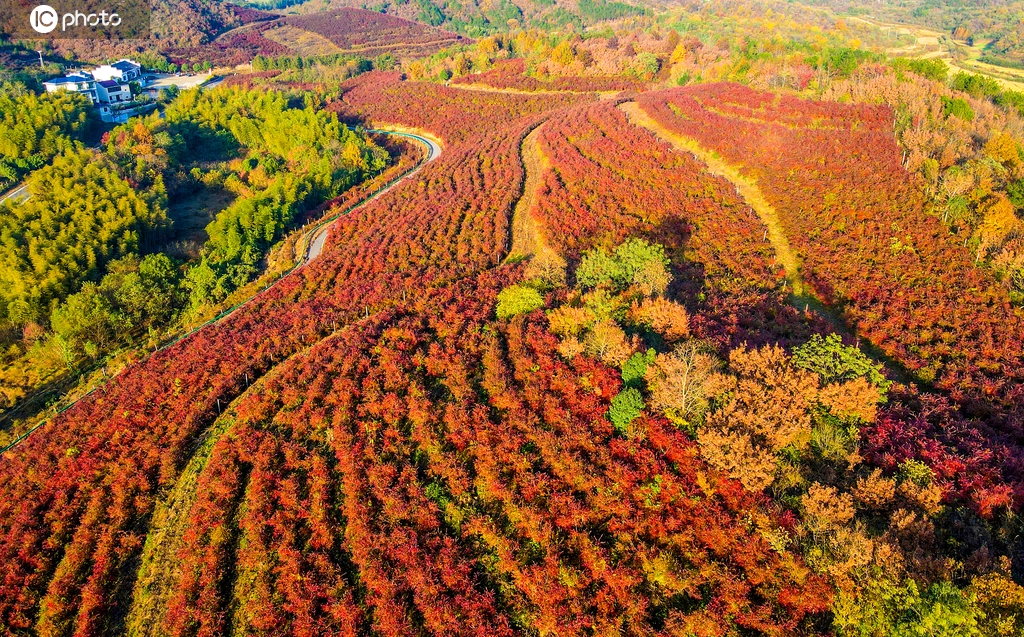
<box><xmin>305</xmin><ymin>130</ymin><xmax>442</xmax><ymax>262</ymax></box>
<box><xmin>0</xmin><ymin>183</ymin><xmax>30</xmax><ymax>206</ymax></box>
<box><xmin>203</xmin><ymin>75</ymin><xmax>225</xmax><ymax>90</ymax></box>
<box><xmin>0</xmin><ymin>129</ymin><xmax>442</xmax><ymax>457</ymax></box>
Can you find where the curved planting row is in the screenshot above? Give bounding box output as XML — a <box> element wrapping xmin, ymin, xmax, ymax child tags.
<box><xmin>532</xmin><ymin>100</ymin><xmax>823</xmax><ymax>348</ymax></box>
<box><xmin>149</xmin><ymin>269</ymin><xmax>831</xmax><ymax>636</ymax></box>
<box><xmin>0</xmin><ymin>81</ymin><xmax>570</xmax><ymax>634</ymax></box>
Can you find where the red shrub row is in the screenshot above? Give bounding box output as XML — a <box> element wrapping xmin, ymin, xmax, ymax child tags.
<box><xmin>0</xmin><ymin>79</ymin><xmax>570</xmax><ymax>632</ymax></box>
<box><xmin>152</xmin><ymin>269</ymin><xmax>831</xmax><ymax>634</ymax></box>
<box><xmin>331</xmin><ymin>71</ymin><xmax>583</xmax><ymax>143</ymax></box>
<box><xmin>686</xmin><ymin>83</ymin><xmax>892</xmax><ymax>132</ymax></box>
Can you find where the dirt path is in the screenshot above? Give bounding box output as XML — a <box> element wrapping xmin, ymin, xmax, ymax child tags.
<box><xmin>125</xmin><ymin>409</ymin><xmax>240</xmax><ymax>637</ymax></box>
<box><xmin>848</xmin><ymin>15</ymin><xmax>1024</xmax><ymax>91</ymax></box>
<box><xmin>619</xmin><ymin>101</ymin><xmax>805</xmax><ymax>296</ymax></box>
<box><xmin>617</xmin><ymin>102</ymin><xmax>912</xmax><ymax>376</ymax></box>
<box><xmin>506</xmin><ymin>125</ymin><xmax>550</xmax><ymax>260</ymax></box>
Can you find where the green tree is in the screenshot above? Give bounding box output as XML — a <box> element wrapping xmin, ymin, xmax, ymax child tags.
<box><xmin>1007</xmin><ymin>179</ymin><xmax>1024</xmax><ymax>209</ymax></box>
<box><xmin>160</xmin><ymin>88</ymin><xmax>386</xmax><ymax>305</ymax></box>
<box><xmin>575</xmin><ymin>238</ymin><xmax>670</xmax><ymax>291</ymax></box>
<box><xmin>608</xmin><ymin>387</ymin><xmax>644</xmax><ymax>434</ymax></box>
<box><xmin>628</xmin><ymin>52</ymin><xmax>661</xmax><ymax>81</ymax></box>
<box><xmin>106</xmin><ymin>253</ymin><xmax>182</xmax><ymax>329</ymax></box>
<box><xmin>942</xmin><ymin>96</ymin><xmax>975</xmax><ymax>121</ymax></box>
<box><xmin>575</xmin><ymin>247</ymin><xmax>622</xmax><ymax>289</ymax></box>
<box><xmin>951</xmin><ymin>72</ymin><xmax>1000</xmax><ymax>98</ymax></box>
<box><xmin>793</xmin><ymin>334</ymin><xmax>891</xmax><ymax>393</ymax></box>
<box><xmin>50</xmin><ymin>283</ymin><xmax>120</xmax><ymax>351</ymax></box>
<box><xmin>892</xmin><ymin>57</ymin><xmax>949</xmax><ymax>82</ymax></box>
<box><xmin>996</xmin><ymin>90</ymin><xmax>1024</xmax><ymax>116</ymax></box>
<box><xmin>621</xmin><ymin>348</ymin><xmax>655</xmax><ymax>388</ymax></box>
<box><xmin>0</xmin><ymin>149</ymin><xmax>166</xmax><ymax>326</ymax></box>
<box><xmin>0</xmin><ymin>82</ymin><xmax>91</xmax><ymax>190</ymax></box>
<box><xmin>612</xmin><ymin>238</ymin><xmax>669</xmax><ymax>288</ymax></box>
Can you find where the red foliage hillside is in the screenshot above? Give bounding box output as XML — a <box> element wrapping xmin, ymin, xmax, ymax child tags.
<box><xmin>639</xmin><ymin>84</ymin><xmax>1024</xmax><ymax>407</ymax></box>
<box><xmin>163</xmin><ymin>269</ymin><xmax>831</xmax><ymax>635</ymax></box>
<box><xmin>533</xmin><ymin>100</ymin><xmax>824</xmax><ymax>348</ymax></box>
<box><xmin>0</xmin><ymin>76</ymin><xmax>839</xmax><ymax>632</ymax></box>
<box><xmin>9</xmin><ymin>68</ymin><xmax>1024</xmax><ymax>631</ymax></box>
<box><xmin>330</xmin><ymin>71</ymin><xmax>582</xmax><ymax>142</ymax></box>
<box><xmin>284</xmin><ymin>8</ymin><xmax>465</xmax><ymax>56</ymax></box>
<box><xmin>167</xmin><ymin>30</ymin><xmax>289</xmax><ymax>67</ymax></box>
<box><xmin>637</xmin><ymin>83</ymin><xmax>1024</xmax><ymax>506</ymax></box>
<box><xmin>0</xmin><ymin>78</ymin><xmax>568</xmax><ymax>633</ymax></box>
<box><xmin>453</xmin><ymin>58</ymin><xmax>642</xmax><ymax>93</ymax></box>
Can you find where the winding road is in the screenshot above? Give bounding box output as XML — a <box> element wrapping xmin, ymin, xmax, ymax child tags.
<box><xmin>0</xmin><ymin>128</ymin><xmax>442</xmax><ymax>457</ymax></box>
<box><xmin>305</xmin><ymin>129</ymin><xmax>442</xmax><ymax>262</ymax></box>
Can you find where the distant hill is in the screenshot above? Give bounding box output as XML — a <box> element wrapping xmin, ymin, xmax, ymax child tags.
<box><xmin>1</xmin><ymin>0</ymin><xmax>278</xmax><ymax>70</ymax></box>
<box><xmin>804</xmin><ymin>0</ymin><xmax>1024</xmax><ymax>64</ymax></box>
<box><xmin>251</xmin><ymin>0</ymin><xmax>649</xmax><ymax>36</ymax></box>
<box><xmin>161</xmin><ymin>8</ymin><xmax>466</xmax><ymax>66</ymax></box>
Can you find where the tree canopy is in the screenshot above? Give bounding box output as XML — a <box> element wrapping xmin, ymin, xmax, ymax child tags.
<box><xmin>0</xmin><ymin>83</ymin><xmax>91</xmax><ymax>190</ymax></box>
<box><xmin>0</xmin><ymin>149</ymin><xmax>167</xmax><ymax>324</ymax></box>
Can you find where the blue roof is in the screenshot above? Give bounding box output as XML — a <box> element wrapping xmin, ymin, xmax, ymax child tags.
<box><xmin>111</xmin><ymin>60</ymin><xmax>139</xmax><ymax>71</ymax></box>
<box><xmin>45</xmin><ymin>75</ymin><xmax>93</xmax><ymax>85</ymax></box>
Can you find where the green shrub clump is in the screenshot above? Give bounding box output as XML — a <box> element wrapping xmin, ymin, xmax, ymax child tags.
<box><xmin>575</xmin><ymin>238</ymin><xmax>670</xmax><ymax>291</ymax></box>
<box><xmin>496</xmin><ymin>284</ymin><xmax>544</xmax><ymax>319</ymax></box>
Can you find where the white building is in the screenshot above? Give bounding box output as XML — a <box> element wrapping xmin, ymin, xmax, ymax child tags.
<box><xmin>43</xmin><ymin>59</ymin><xmax>153</xmax><ymax>123</ymax></box>
<box><xmin>91</xmin><ymin>59</ymin><xmax>142</xmax><ymax>83</ymax></box>
<box><xmin>96</xmin><ymin>80</ymin><xmax>132</xmax><ymax>104</ymax></box>
<box><xmin>42</xmin><ymin>72</ymin><xmax>98</xmax><ymax>104</ymax></box>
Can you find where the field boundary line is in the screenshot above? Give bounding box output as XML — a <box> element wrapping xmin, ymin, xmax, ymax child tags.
<box><xmin>620</xmin><ymin>100</ymin><xmax>899</xmax><ymax>374</ymax></box>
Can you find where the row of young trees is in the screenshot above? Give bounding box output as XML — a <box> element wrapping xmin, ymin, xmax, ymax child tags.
<box><xmin>487</xmin><ymin>89</ymin><xmax>1024</xmax><ymax>632</ymax></box>
<box><xmin>136</xmin><ymin>263</ymin><xmax>836</xmax><ymax>635</ymax></box>
<box><xmin>167</xmin><ymin>31</ymin><xmax>289</xmax><ymax>69</ymax></box>
<box><xmin>329</xmin><ymin>70</ymin><xmax>581</xmax><ymax>143</ymax></box>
